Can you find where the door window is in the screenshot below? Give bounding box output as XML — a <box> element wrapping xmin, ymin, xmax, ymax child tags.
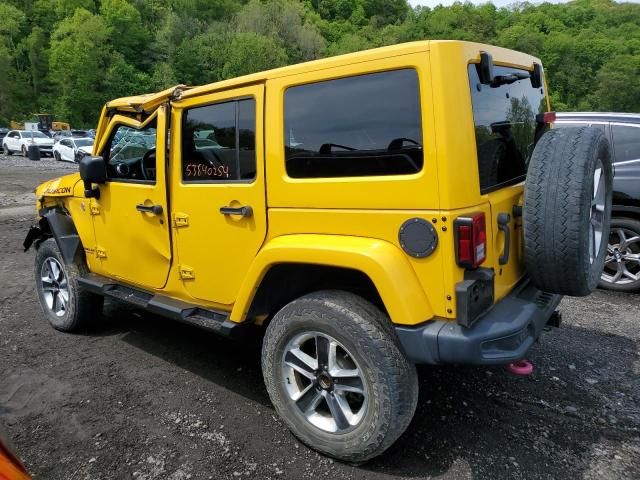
<box><xmin>181</xmin><ymin>98</ymin><xmax>256</xmax><ymax>182</ymax></box>
<box><xmin>283</xmin><ymin>69</ymin><xmax>423</xmax><ymax>178</ymax></box>
<box><xmin>612</xmin><ymin>124</ymin><xmax>640</xmax><ymax>163</ymax></box>
<box><xmin>102</xmin><ymin>122</ymin><xmax>157</xmax><ymax>182</ymax></box>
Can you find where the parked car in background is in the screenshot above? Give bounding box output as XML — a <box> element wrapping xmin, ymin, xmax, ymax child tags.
<box><xmin>53</xmin><ymin>137</ymin><xmax>94</xmax><ymax>163</ymax></box>
<box><xmin>555</xmin><ymin>113</ymin><xmax>640</xmax><ymax>291</ymax></box>
<box><xmin>2</xmin><ymin>130</ymin><xmax>54</xmax><ymax>157</ymax></box>
<box><xmin>0</xmin><ymin>128</ymin><xmax>9</xmax><ymax>141</ymax></box>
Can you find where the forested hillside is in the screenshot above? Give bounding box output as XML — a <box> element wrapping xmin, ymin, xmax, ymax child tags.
<box><xmin>1</xmin><ymin>0</ymin><xmax>639</xmax><ymax>127</ymax></box>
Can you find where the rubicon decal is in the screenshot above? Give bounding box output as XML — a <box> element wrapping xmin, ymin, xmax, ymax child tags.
<box><xmin>44</xmin><ymin>186</ymin><xmax>71</xmax><ymax>195</ymax></box>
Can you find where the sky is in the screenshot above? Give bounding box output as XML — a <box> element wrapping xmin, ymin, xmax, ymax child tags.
<box><xmin>408</xmin><ymin>0</ymin><xmax>639</xmax><ymax>6</ymax></box>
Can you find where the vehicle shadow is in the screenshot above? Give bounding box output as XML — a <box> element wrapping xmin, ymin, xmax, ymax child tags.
<box><xmin>99</xmin><ymin>300</ymin><xmax>271</xmax><ymax>407</ymax></box>
<box><xmin>98</xmin><ymin>302</ymin><xmax>639</xmax><ymax>479</ymax></box>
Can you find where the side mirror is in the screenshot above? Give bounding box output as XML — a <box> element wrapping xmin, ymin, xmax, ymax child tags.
<box><xmin>79</xmin><ymin>155</ymin><xmax>106</xmax><ymax>199</ymax></box>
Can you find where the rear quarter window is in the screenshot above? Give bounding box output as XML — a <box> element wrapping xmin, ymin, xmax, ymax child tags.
<box><xmin>612</xmin><ymin>124</ymin><xmax>640</xmax><ymax>163</ymax></box>
<box><xmin>469</xmin><ymin>64</ymin><xmax>547</xmax><ymax>193</ymax></box>
<box><xmin>284</xmin><ymin>69</ymin><xmax>423</xmax><ymax>178</ymax></box>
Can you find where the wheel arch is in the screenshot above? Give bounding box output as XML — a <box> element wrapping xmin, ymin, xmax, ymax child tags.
<box><xmin>25</xmin><ymin>209</ymin><xmax>84</xmax><ymax>265</ymax></box>
<box><xmin>611</xmin><ymin>203</ymin><xmax>640</xmax><ymax>222</ymax></box>
<box><xmin>230</xmin><ymin>234</ymin><xmax>434</xmax><ymax>326</ymax></box>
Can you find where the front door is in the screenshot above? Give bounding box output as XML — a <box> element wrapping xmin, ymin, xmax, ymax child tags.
<box><xmin>90</xmin><ymin>106</ymin><xmax>171</xmax><ymax>289</ymax></box>
<box><xmin>170</xmin><ymin>85</ymin><xmax>267</xmax><ymax>307</ymax></box>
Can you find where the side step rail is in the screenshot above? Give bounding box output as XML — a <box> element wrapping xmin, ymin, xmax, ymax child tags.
<box><xmin>78</xmin><ymin>273</ymin><xmax>250</xmax><ymax>339</ymax></box>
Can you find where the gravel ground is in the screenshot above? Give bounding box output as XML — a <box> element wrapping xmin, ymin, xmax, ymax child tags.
<box><xmin>1</xmin><ymin>152</ymin><xmax>639</xmax><ymax>479</ymax></box>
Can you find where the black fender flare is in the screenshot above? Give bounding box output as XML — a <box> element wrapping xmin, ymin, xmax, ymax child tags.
<box><xmin>23</xmin><ymin>210</ymin><xmax>83</xmax><ymax>264</ymax></box>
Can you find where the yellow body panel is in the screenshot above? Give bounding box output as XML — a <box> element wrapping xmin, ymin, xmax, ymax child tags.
<box><xmin>230</xmin><ymin>234</ymin><xmax>433</xmax><ymax>324</ymax></box>
<box><xmin>89</xmin><ymin>107</ymin><xmax>172</xmax><ymax>289</ymax></box>
<box><xmin>35</xmin><ymin>40</ymin><xmax>548</xmax><ymax>326</ymax></box>
<box><xmin>169</xmin><ymin>85</ymin><xmax>267</xmax><ymax>306</ymax></box>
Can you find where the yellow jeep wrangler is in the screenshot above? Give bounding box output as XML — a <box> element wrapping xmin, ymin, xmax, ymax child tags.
<box><xmin>24</xmin><ymin>41</ymin><xmax>612</xmax><ymax>462</ymax></box>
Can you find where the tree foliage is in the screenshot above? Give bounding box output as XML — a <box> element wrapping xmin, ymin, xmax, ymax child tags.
<box><xmin>0</xmin><ymin>0</ymin><xmax>638</xmax><ymax>127</ymax></box>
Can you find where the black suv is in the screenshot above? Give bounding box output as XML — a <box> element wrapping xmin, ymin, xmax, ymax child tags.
<box><xmin>555</xmin><ymin>113</ymin><xmax>640</xmax><ymax>292</ymax></box>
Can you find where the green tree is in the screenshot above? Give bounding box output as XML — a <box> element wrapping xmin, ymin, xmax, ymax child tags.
<box><xmin>594</xmin><ymin>55</ymin><xmax>640</xmax><ymax>112</ymax></box>
<box><xmin>49</xmin><ymin>8</ymin><xmax>111</xmax><ymax>125</ymax></box>
<box><xmin>222</xmin><ymin>32</ymin><xmax>288</xmax><ymax>78</ymax></box>
<box><xmin>100</xmin><ymin>0</ymin><xmax>150</xmax><ymax>68</ymax></box>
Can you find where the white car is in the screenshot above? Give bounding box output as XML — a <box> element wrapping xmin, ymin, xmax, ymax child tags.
<box><xmin>2</xmin><ymin>130</ymin><xmax>54</xmax><ymax>157</ymax></box>
<box><xmin>53</xmin><ymin>137</ymin><xmax>94</xmax><ymax>163</ymax></box>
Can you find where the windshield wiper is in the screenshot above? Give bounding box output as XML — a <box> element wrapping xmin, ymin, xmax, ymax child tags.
<box><xmin>490</xmin><ymin>72</ymin><xmax>530</xmax><ymax>87</ymax></box>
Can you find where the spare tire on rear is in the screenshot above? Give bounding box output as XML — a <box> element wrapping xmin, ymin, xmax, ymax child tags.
<box><xmin>523</xmin><ymin>127</ymin><xmax>612</xmax><ymax>296</ymax></box>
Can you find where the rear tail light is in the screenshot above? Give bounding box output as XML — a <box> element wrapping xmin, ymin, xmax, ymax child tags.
<box><xmin>536</xmin><ymin>111</ymin><xmax>556</xmax><ymax>124</ymax></box>
<box><xmin>454</xmin><ymin>213</ymin><xmax>487</xmax><ymax>269</ymax></box>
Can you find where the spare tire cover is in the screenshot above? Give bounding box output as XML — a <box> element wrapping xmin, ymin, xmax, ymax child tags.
<box><xmin>523</xmin><ymin>127</ymin><xmax>612</xmax><ymax>296</ymax></box>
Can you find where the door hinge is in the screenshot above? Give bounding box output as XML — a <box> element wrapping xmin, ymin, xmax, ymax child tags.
<box><xmin>179</xmin><ymin>265</ymin><xmax>195</xmax><ymax>280</ymax></box>
<box><xmin>90</xmin><ymin>201</ymin><xmax>100</xmax><ymax>215</ymax></box>
<box><xmin>96</xmin><ymin>246</ymin><xmax>107</xmax><ymax>258</ymax></box>
<box><xmin>174</xmin><ymin>212</ymin><xmax>189</xmax><ymax>228</ymax></box>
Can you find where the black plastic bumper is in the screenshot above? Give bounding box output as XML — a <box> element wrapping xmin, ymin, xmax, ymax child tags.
<box><xmin>395</xmin><ymin>279</ymin><xmax>562</xmax><ymax>365</ymax></box>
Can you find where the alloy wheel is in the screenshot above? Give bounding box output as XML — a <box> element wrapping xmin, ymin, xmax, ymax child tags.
<box><xmin>281</xmin><ymin>331</ymin><xmax>368</xmax><ymax>434</ymax></box>
<box><xmin>40</xmin><ymin>257</ymin><xmax>69</xmax><ymax>317</ymax></box>
<box><xmin>589</xmin><ymin>160</ymin><xmax>606</xmax><ymax>264</ymax></box>
<box><xmin>602</xmin><ymin>227</ymin><xmax>640</xmax><ymax>286</ymax></box>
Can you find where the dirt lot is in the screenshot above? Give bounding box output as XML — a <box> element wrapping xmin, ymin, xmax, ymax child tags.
<box><xmin>1</xmin><ymin>153</ymin><xmax>639</xmax><ymax>480</ymax></box>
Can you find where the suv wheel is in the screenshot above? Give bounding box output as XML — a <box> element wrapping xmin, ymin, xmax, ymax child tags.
<box><xmin>262</xmin><ymin>291</ymin><xmax>418</xmax><ymax>462</ymax></box>
<box><xmin>599</xmin><ymin>217</ymin><xmax>640</xmax><ymax>292</ymax></box>
<box><xmin>35</xmin><ymin>238</ymin><xmax>103</xmax><ymax>332</ymax></box>
<box><xmin>22</xmin><ymin>145</ymin><xmax>28</xmax><ymax>157</ymax></box>
<box><xmin>523</xmin><ymin>127</ymin><xmax>613</xmax><ymax>296</ymax></box>
<box><xmin>2</xmin><ymin>143</ymin><xmax>11</xmax><ymax>155</ymax></box>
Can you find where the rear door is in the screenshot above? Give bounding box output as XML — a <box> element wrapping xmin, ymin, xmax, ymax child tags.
<box><xmin>170</xmin><ymin>85</ymin><xmax>267</xmax><ymax>307</ymax></box>
<box><xmin>468</xmin><ymin>63</ymin><xmax>548</xmax><ymax>300</ymax></box>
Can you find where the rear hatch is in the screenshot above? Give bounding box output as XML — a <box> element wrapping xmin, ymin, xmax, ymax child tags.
<box><xmin>468</xmin><ymin>62</ymin><xmax>548</xmax><ymax>300</ymax></box>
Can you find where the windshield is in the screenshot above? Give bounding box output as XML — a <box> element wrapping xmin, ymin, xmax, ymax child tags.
<box><xmin>468</xmin><ymin>64</ymin><xmax>547</xmax><ymax>193</ymax></box>
<box><xmin>75</xmin><ymin>139</ymin><xmax>93</xmax><ymax>147</ymax></box>
<box><xmin>23</xmin><ymin>131</ymin><xmax>48</xmax><ymax>138</ymax></box>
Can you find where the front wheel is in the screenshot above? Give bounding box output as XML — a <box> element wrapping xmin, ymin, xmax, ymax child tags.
<box><xmin>599</xmin><ymin>217</ymin><xmax>640</xmax><ymax>292</ymax></box>
<box><xmin>22</xmin><ymin>145</ymin><xmax>27</xmax><ymax>157</ymax></box>
<box><xmin>2</xmin><ymin>143</ymin><xmax>11</xmax><ymax>155</ymax></box>
<box><xmin>35</xmin><ymin>238</ymin><xmax>103</xmax><ymax>332</ymax></box>
<box><xmin>54</xmin><ymin>151</ymin><xmax>61</xmax><ymax>162</ymax></box>
<box><xmin>262</xmin><ymin>291</ymin><xmax>418</xmax><ymax>462</ymax></box>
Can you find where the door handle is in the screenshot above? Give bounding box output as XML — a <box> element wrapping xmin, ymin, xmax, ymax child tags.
<box><xmin>498</xmin><ymin>213</ymin><xmax>511</xmax><ymax>265</ymax></box>
<box><xmin>136</xmin><ymin>204</ymin><xmax>163</xmax><ymax>215</ymax></box>
<box><xmin>219</xmin><ymin>205</ymin><xmax>253</xmax><ymax>218</ymax></box>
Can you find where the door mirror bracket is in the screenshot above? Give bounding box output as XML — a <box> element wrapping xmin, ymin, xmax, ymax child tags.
<box><xmin>79</xmin><ymin>155</ymin><xmax>106</xmax><ymax>199</ymax></box>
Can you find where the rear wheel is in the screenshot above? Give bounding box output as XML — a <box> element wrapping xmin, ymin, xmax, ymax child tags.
<box><xmin>35</xmin><ymin>238</ymin><xmax>103</xmax><ymax>332</ymax></box>
<box><xmin>599</xmin><ymin>217</ymin><xmax>640</xmax><ymax>292</ymax></box>
<box><xmin>523</xmin><ymin>127</ymin><xmax>613</xmax><ymax>296</ymax></box>
<box><xmin>21</xmin><ymin>145</ymin><xmax>27</xmax><ymax>157</ymax></box>
<box><xmin>262</xmin><ymin>291</ymin><xmax>418</xmax><ymax>462</ymax></box>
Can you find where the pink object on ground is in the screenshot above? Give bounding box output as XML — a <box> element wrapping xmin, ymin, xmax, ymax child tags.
<box><xmin>506</xmin><ymin>359</ymin><xmax>534</xmax><ymax>376</ymax></box>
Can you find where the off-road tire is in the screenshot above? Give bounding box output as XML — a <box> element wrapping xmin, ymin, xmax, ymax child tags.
<box><xmin>598</xmin><ymin>217</ymin><xmax>640</xmax><ymax>292</ymax></box>
<box><xmin>2</xmin><ymin>143</ymin><xmax>11</xmax><ymax>155</ymax></box>
<box><xmin>262</xmin><ymin>290</ymin><xmax>418</xmax><ymax>463</ymax></box>
<box><xmin>35</xmin><ymin>238</ymin><xmax>103</xmax><ymax>332</ymax></box>
<box><xmin>523</xmin><ymin>127</ymin><xmax>612</xmax><ymax>296</ymax></box>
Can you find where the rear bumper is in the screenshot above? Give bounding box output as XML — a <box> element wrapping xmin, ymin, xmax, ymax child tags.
<box><xmin>395</xmin><ymin>278</ymin><xmax>562</xmax><ymax>365</ymax></box>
